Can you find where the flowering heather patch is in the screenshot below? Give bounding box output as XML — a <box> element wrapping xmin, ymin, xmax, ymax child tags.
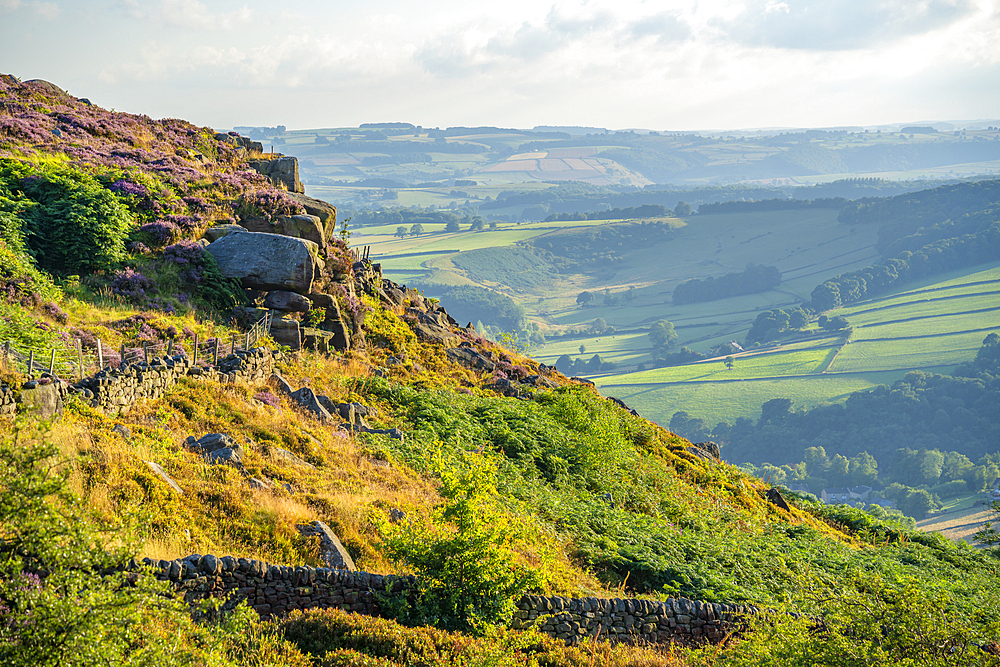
<box><xmin>163</xmin><ymin>213</ymin><xmax>201</xmax><ymax>231</ymax></box>
<box><xmin>327</xmin><ymin>239</ymin><xmax>354</xmax><ymax>276</ymax></box>
<box><xmin>328</xmin><ymin>284</ymin><xmax>366</xmax><ymax>320</ymax></box>
<box><xmin>0</xmin><ymin>76</ymin><xmax>295</xmax><ymax>228</ymax></box>
<box><xmin>233</xmin><ymin>189</ymin><xmax>306</xmax><ymax>222</ymax></box>
<box><xmin>69</xmin><ymin>327</ymin><xmax>98</xmax><ymax>350</ymax></box>
<box><xmin>138</xmin><ymin>220</ymin><xmax>180</xmax><ymax>247</ymax></box>
<box><xmin>182</xmin><ymin>195</ymin><xmax>208</xmax><ymax>210</ymax></box>
<box><xmin>128</xmin><ymin>241</ymin><xmax>151</xmax><ymax>255</ymax></box>
<box><xmin>148</xmin><ymin>297</ymin><xmax>177</xmax><ymax>314</ymax></box>
<box><xmin>254</xmin><ymin>390</ymin><xmax>280</xmax><ymax>407</ymax></box>
<box><xmin>110</xmin><ymin>268</ymin><xmax>153</xmax><ymax>301</ymax></box>
<box><xmin>111</xmin><ymin>313</ymin><xmax>165</xmax><ymax>343</ymax></box>
<box><xmin>41</xmin><ymin>301</ymin><xmax>67</xmax><ymax>323</ymax></box>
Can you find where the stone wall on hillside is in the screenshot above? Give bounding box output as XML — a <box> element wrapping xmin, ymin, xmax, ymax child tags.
<box><xmin>147</xmin><ymin>554</ymin><xmax>753</xmax><ymax>646</ymax></box>
<box><xmin>73</xmin><ymin>347</ymin><xmax>279</xmax><ymax>416</ymax></box>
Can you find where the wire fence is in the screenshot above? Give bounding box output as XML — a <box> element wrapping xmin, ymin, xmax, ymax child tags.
<box><xmin>2</xmin><ymin>312</ymin><xmax>273</xmax><ymax>381</ymax></box>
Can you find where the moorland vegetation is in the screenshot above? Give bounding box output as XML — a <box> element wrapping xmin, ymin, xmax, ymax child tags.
<box><xmin>2</xmin><ymin>75</ymin><xmax>1000</xmax><ymax>666</ymax></box>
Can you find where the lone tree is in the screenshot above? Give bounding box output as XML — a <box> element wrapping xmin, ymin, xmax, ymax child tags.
<box><xmin>445</xmin><ymin>220</ymin><xmax>461</xmax><ymax>232</ymax></box>
<box><xmin>725</xmin><ymin>355</ymin><xmax>735</xmax><ymax>369</ymax></box>
<box><xmin>576</xmin><ymin>291</ymin><xmax>595</xmax><ymax>306</ymax></box>
<box><xmin>674</xmin><ymin>201</ymin><xmax>692</xmax><ymax>217</ymax></box>
<box><xmin>394</xmin><ymin>226</ymin><xmax>408</xmax><ymax>238</ymax></box>
<box><xmin>648</xmin><ymin>320</ymin><xmax>678</xmax><ymax>351</ymax></box>
<box><xmin>409</xmin><ymin>223</ymin><xmax>424</xmax><ymax>235</ymax></box>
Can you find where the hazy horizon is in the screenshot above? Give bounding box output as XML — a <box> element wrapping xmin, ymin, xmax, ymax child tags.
<box><xmin>2</xmin><ymin>0</ymin><xmax>998</xmax><ymax>132</ymax></box>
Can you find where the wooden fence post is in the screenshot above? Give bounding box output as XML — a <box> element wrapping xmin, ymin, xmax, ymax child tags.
<box><xmin>143</xmin><ymin>345</ymin><xmax>149</xmax><ymax>365</ymax></box>
<box><xmin>192</xmin><ymin>334</ymin><xmax>199</xmax><ymax>366</ymax></box>
<box><xmin>27</xmin><ymin>350</ymin><xmax>34</xmax><ymax>377</ymax></box>
<box><xmin>167</xmin><ymin>339</ymin><xmax>173</xmax><ymax>356</ymax></box>
<box><xmin>245</xmin><ymin>331</ymin><xmax>250</xmax><ymax>350</ymax></box>
<box><xmin>97</xmin><ymin>339</ymin><xmax>103</xmax><ymax>370</ymax></box>
<box><xmin>231</xmin><ymin>334</ymin><xmax>236</xmax><ymax>355</ymax></box>
<box><xmin>78</xmin><ymin>339</ymin><xmax>84</xmax><ymax>380</ymax></box>
<box><xmin>213</xmin><ymin>338</ymin><xmax>219</xmax><ymax>365</ymax></box>
<box><xmin>120</xmin><ymin>344</ymin><xmax>126</xmax><ymax>369</ymax></box>
<box><xmin>48</xmin><ymin>349</ymin><xmax>55</xmax><ymax>376</ymax></box>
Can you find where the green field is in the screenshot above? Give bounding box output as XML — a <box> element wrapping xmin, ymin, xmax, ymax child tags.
<box><xmin>592</xmin><ymin>262</ymin><xmax>1000</xmax><ymax>428</ymax></box>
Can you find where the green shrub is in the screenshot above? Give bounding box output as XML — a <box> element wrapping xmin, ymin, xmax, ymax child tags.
<box><xmin>0</xmin><ymin>157</ymin><xmax>132</xmax><ymax>275</ymax></box>
<box><xmin>377</xmin><ymin>457</ymin><xmax>540</xmax><ymax>633</ymax></box>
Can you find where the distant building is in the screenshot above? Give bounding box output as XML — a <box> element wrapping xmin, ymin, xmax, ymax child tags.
<box><xmin>821</xmin><ymin>488</ymin><xmax>851</xmax><ymax>504</ymax></box>
<box><xmin>848</xmin><ymin>486</ymin><xmax>872</xmax><ymax>502</ymax></box>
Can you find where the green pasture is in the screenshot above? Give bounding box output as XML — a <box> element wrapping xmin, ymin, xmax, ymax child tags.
<box><xmin>598</xmin><ymin>372</ymin><xmax>901</xmax><ymax>427</ymax></box>
<box><xmin>533</xmin><ymin>331</ymin><xmax>651</xmax><ymax>366</ymax></box>
<box><xmin>596</xmin><ymin>346</ymin><xmax>837</xmax><ymax>386</ymax></box>
<box><xmin>584</xmin><ymin>261</ymin><xmax>1000</xmax><ymax>427</ymax></box>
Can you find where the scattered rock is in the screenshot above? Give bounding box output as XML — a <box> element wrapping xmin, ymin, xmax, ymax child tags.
<box><xmin>608</xmin><ymin>396</ymin><xmax>640</xmax><ymax>417</ymax></box>
<box><xmin>446</xmin><ymin>346</ymin><xmax>495</xmax><ymax>372</ymax></box>
<box><xmin>269</xmin><ymin>316</ymin><xmax>302</xmax><ymax>351</ymax></box>
<box><xmin>248</xmin><ymin>477</ymin><xmax>271</xmax><ymax>490</ymax></box>
<box><xmin>389</xmin><ymin>508</ymin><xmax>407</xmax><ymax>523</ymax></box>
<box><xmin>286</xmin><ymin>192</ymin><xmax>337</xmax><ymax>241</ymax></box>
<box><xmin>185</xmin><ymin>433</ymin><xmax>238</xmax><ymax>454</ymax></box>
<box><xmin>268</xmin><ymin>373</ymin><xmax>293</xmax><ymax>395</ymax></box>
<box><xmin>263</xmin><ymin>290</ymin><xmax>312</xmax><ymax>312</ymax></box>
<box><xmin>248</xmin><ymin>156</ymin><xmax>303</xmax><ymax>193</ymax></box>
<box><xmin>113</xmin><ymin>424</ymin><xmax>132</xmax><ymax>439</ymax></box>
<box><xmin>289</xmin><ymin>387</ymin><xmax>333</xmax><ymax>421</ymax></box>
<box><xmin>271</xmin><ymin>446</ymin><xmax>315</xmax><ymax>468</ymax></box>
<box><xmin>242</xmin><ymin>214</ymin><xmax>326</xmax><ymax>249</ymax></box>
<box><xmin>203</xmin><ymin>224</ymin><xmax>246</xmax><ymax>242</ymax></box>
<box><xmin>686</xmin><ymin>441</ymin><xmax>721</xmax><ymax>461</ymax></box>
<box><xmin>766</xmin><ymin>488</ymin><xmax>791</xmax><ymax>511</ymax></box>
<box><xmin>206</xmin><ymin>231</ymin><xmax>319</xmax><ymax>294</ymax></box>
<box><xmin>205</xmin><ymin>446</ymin><xmax>244</xmax><ymax>466</ymax></box>
<box><xmin>146</xmin><ymin>461</ymin><xmax>183</xmax><ymax>494</ymax></box>
<box><xmin>16</xmin><ymin>382</ymin><xmax>63</xmax><ymax>419</ymax></box>
<box><xmin>299</xmin><ymin>520</ymin><xmax>356</xmax><ymax>570</ymax></box>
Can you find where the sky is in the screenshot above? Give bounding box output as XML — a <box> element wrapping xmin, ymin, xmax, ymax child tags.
<box><xmin>1</xmin><ymin>0</ymin><xmax>998</xmax><ymax>132</ymax></box>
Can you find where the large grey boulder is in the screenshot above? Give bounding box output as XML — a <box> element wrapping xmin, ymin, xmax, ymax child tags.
<box><xmin>264</xmin><ymin>290</ymin><xmax>311</xmax><ymax>312</ymax></box>
<box><xmin>208</xmin><ymin>232</ymin><xmax>318</xmax><ymax>294</ymax></box>
<box><xmin>241</xmin><ymin>215</ymin><xmax>326</xmax><ymax>249</ymax></box>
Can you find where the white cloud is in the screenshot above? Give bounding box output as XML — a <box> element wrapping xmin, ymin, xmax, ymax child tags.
<box><xmin>156</xmin><ymin>0</ymin><xmax>252</xmax><ymax>30</ymax></box>
<box><xmin>0</xmin><ymin>0</ymin><xmax>22</xmax><ymax>12</ymax></box>
<box><xmin>33</xmin><ymin>1</ymin><xmax>58</xmax><ymax>18</ymax></box>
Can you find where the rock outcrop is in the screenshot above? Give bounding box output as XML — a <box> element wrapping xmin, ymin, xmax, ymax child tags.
<box><xmin>248</xmin><ymin>156</ymin><xmax>303</xmax><ymax>193</ymax></box>
<box><xmin>241</xmin><ymin>214</ymin><xmax>326</xmax><ymax>250</ymax></box>
<box><xmin>207</xmin><ymin>232</ymin><xmax>318</xmax><ymax>294</ymax></box>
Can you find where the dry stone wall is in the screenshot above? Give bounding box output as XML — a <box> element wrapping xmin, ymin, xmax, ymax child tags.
<box><xmin>146</xmin><ymin>554</ymin><xmax>753</xmax><ymax>646</ymax></box>
<box><xmin>73</xmin><ymin>347</ymin><xmax>279</xmax><ymax>416</ymax></box>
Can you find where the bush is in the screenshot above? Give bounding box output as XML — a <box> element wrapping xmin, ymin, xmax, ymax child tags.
<box><xmin>376</xmin><ymin>458</ymin><xmax>540</xmax><ymax>633</ymax></box>
<box><xmin>0</xmin><ymin>157</ymin><xmax>133</xmax><ymax>275</ymax></box>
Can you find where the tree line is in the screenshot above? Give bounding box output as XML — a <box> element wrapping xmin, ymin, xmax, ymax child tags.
<box><xmin>673</xmin><ymin>264</ymin><xmax>781</xmax><ymax>304</ymax></box>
